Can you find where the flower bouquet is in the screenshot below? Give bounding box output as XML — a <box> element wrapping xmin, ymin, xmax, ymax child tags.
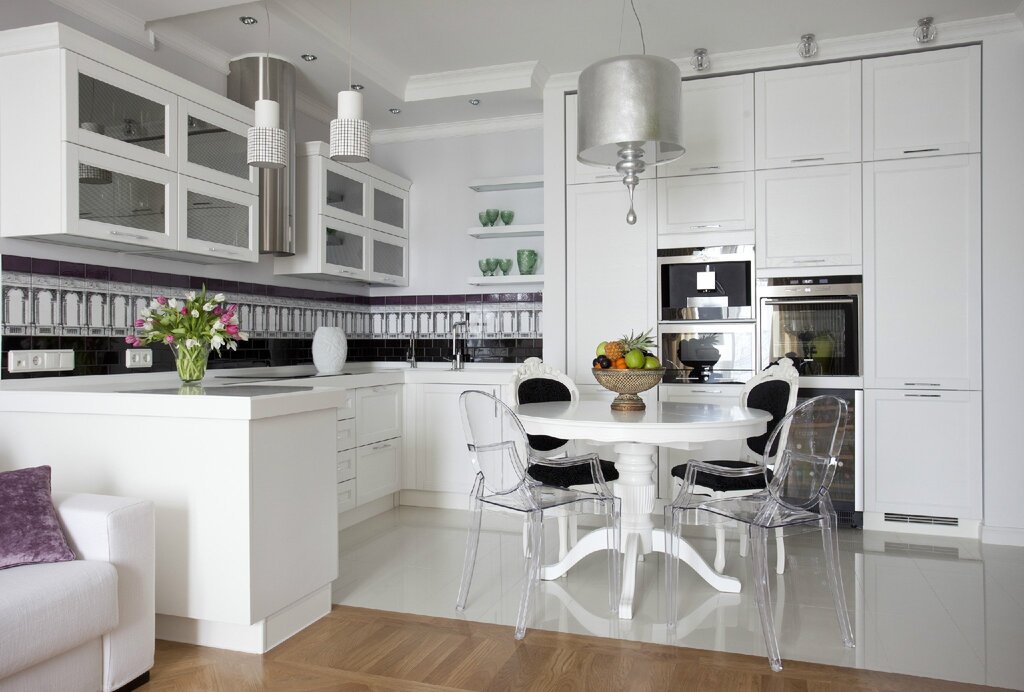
<box><xmin>126</xmin><ymin>287</ymin><xmax>248</xmax><ymax>383</ymax></box>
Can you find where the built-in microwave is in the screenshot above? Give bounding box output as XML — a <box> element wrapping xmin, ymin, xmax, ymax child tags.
<box><xmin>659</xmin><ymin>322</ymin><xmax>757</xmax><ymax>384</ymax></box>
<box><xmin>658</xmin><ymin>246</ymin><xmax>754</xmax><ymax>322</ymax></box>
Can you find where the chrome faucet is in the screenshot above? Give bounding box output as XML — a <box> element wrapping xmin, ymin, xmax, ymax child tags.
<box><xmin>405</xmin><ymin>328</ymin><xmax>417</xmax><ymax>369</ymax></box>
<box><xmin>449</xmin><ymin>321</ymin><xmax>468</xmax><ymax>371</ymax></box>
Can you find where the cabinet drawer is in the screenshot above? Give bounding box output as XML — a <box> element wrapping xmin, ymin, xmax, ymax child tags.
<box><xmin>336</xmin><ymin>390</ymin><xmax>356</xmax><ymax>420</ymax></box>
<box><xmin>356</xmin><ymin>437</ymin><xmax>400</xmax><ymax>506</ymax></box>
<box><xmin>337</xmin><ymin>479</ymin><xmax>357</xmax><ymax>514</ymax></box>
<box><xmin>336</xmin><ymin>417</ymin><xmax>356</xmax><ymax>451</ymax></box>
<box><xmin>355</xmin><ymin>384</ymin><xmax>403</xmax><ymax>446</ymax></box>
<box><xmin>336</xmin><ymin>449</ymin><xmax>356</xmax><ymax>483</ymax></box>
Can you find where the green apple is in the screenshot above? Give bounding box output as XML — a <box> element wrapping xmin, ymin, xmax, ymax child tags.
<box><xmin>624</xmin><ymin>349</ymin><xmax>646</xmax><ymax>369</ymax></box>
<box><xmin>596</xmin><ymin>341</ymin><xmax>608</xmax><ymax>357</ymax></box>
<box><xmin>643</xmin><ymin>355</ymin><xmax>661</xmax><ymax>369</ymax></box>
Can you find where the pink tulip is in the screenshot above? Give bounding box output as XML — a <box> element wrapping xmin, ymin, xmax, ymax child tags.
<box><xmin>180</xmin><ymin>306</ymin><xmax>188</xmax><ymax>315</ymax></box>
<box><xmin>220</xmin><ymin>314</ymin><xmax>232</xmax><ymax>324</ymax></box>
<box><xmin>156</xmin><ymin>295</ymin><xmax>167</xmax><ymax>305</ymax></box>
<box><xmin>225</xmin><ymin>324</ymin><xmax>239</xmax><ymax>335</ymax></box>
<box><xmin>228</xmin><ymin>304</ymin><xmax>238</xmax><ymax>312</ymax></box>
<box><xmin>164</xmin><ymin>335</ymin><xmax>175</xmax><ymax>344</ymax></box>
<box><xmin>124</xmin><ymin>335</ymin><xmax>135</xmax><ymax>345</ymax></box>
<box><xmin>134</xmin><ymin>319</ymin><xmax>145</xmax><ymax>327</ymax></box>
<box><xmin>213</xmin><ymin>306</ymin><xmax>223</xmax><ymax>316</ymax></box>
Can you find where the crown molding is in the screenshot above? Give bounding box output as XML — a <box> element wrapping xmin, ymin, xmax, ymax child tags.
<box><xmin>48</xmin><ymin>0</ymin><xmax>154</xmax><ymax>49</ymax></box>
<box><xmin>146</xmin><ymin>22</ymin><xmax>231</xmax><ymax>75</ymax></box>
<box><xmin>296</xmin><ymin>91</ymin><xmax>334</xmax><ymax>125</ymax></box>
<box><xmin>372</xmin><ymin>113</ymin><xmax>542</xmax><ymax>144</ymax></box>
<box><xmin>405</xmin><ymin>61</ymin><xmax>543</xmax><ymax>102</ymax></box>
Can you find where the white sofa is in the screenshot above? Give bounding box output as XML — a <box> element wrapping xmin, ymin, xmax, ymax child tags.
<box><xmin>0</xmin><ymin>493</ymin><xmax>155</xmax><ymax>692</ymax></box>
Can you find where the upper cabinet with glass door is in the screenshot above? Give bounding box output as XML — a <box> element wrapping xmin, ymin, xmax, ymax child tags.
<box><xmin>178</xmin><ymin>100</ymin><xmax>258</xmax><ymax>194</ymax></box>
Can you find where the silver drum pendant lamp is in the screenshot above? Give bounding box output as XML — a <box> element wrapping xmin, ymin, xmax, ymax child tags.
<box><xmin>577</xmin><ymin>55</ymin><xmax>684</xmax><ymax>224</ymax></box>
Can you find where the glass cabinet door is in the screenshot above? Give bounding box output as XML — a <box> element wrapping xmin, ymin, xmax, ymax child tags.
<box><xmin>69</xmin><ymin>145</ymin><xmax>177</xmax><ymax>250</ymax></box>
<box><xmin>68</xmin><ymin>54</ymin><xmax>177</xmax><ymax>170</ymax></box>
<box><xmin>178</xmin><ymin>176</ymin><xmax>258</xmax><ymax>262</ymax></box>
<box><xmin>179</xmin><ymin>100</ymin><xmax>256</xmax><ymax>194</ymax></box>
<box><xmin>369</xmin><ymin>231</ymin><xmax>408</xmax><ymax>285</ymax></box>
<box><xmin>323</xmin><ymin>162</ymin><xmax>369</xmax><ymax>223</ymax></box>
<box><xmin>324</xmin><ymin>220</ymin><xmax>369</xmax><ymax>279</ymax></box>
<box><xmin>371</xmin><ymin>182</ymin><xmax>408</xmax><ymax>237</ymax></box>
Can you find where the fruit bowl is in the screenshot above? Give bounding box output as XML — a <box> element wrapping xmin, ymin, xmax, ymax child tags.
<box><xmin>592</xmin><ymin>368</ymin><xmax>666</xmax><ymax>411</ymax></box>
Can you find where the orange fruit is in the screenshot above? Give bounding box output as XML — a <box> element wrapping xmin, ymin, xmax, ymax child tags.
<box><xmin>613</xmin><ymin>358</ymin><xmax>627</xmax><ymax>369</ymax></box>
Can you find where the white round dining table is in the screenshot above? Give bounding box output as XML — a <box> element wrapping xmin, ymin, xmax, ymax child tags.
<box><xmin>513</xmin><ymin>399</ymin><xmax>771</xmax><ymax>619</ymax></box>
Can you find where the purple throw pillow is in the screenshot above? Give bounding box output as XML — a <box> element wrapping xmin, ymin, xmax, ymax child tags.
<box><xmin>0</xmin><ymin>465</ymin><xmax>76</xmax><ymax>570</ymax></box>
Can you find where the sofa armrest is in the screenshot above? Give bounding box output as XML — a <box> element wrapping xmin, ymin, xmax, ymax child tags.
<box><xmin>53</xmin><ymin>493</ymin><xmax>155</xmax><ymax>692</ymax></box>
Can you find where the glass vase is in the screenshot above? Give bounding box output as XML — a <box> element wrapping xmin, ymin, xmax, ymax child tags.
<box><xmin>171</xmin><ymin>343</ymin><xmax>210</xmax><ymax>383</ymax></box>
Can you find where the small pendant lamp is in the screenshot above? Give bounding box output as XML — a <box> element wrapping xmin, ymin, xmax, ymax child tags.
<box><xmin>330</xmin><ymin>0</ymin><xmax>370</xmax><ymax>163</ymax></box>
<box><xmin>246</xmin><ymin>0</ymin><xmax>288</xmax><ymax>169</ymax></box>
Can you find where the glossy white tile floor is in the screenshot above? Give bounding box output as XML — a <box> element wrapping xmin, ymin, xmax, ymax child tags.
<box><xmin>333</xmin><ymin>506</ymin><xmax>1024</xmax><ymax>689</ymax></box>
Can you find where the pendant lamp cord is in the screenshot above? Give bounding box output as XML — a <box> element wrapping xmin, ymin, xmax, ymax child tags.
<box><xmin>617</xmin><ymin>0</ymin><xmax>625</xmax><ymax>54</ymax></box>
<box><xmin>264</xmin><ymin>0</ymin><xmax>271</xmax><ymax>58</ymax></box>
<box><xmin>629</xmin><ymin>0</ymin><xmax>646</xmax><ymax>54</ymax></box>
<box><xmin>348</xmin><ymin>0</ymin><xmax>353</xmax><ymax>89</ymax></box>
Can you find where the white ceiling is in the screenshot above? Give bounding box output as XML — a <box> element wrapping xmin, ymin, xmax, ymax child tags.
<box><xmin>20</xmin><ymin>0</ymin><xmax>1024</xmax><ymax>129</ymax></box>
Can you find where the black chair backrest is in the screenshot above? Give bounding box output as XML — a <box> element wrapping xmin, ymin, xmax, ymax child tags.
<box><xmin>517</xmin><ymin>378</ymin><xmax>572</xmax><ymax>452</ymax></box>
<box><xmin>744</xmin><ymin>379</ymin><xmax>793</xmax><ymax>458</ymax></box>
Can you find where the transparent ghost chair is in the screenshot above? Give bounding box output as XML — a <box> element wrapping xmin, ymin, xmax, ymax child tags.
<box><xmin>456</xmin><ymin>390</ymin><xmax>620</xmax><ymax>640</ymax></box>
<box><xmin>665</xmin><ymin>395</ymin><xmax>855</xmax><ymax>672</ymax></box>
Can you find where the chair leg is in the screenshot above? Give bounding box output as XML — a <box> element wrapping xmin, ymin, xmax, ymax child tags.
<box><xmin>775</xmin><ymin>527</ymin><xmax>786</xmax><ymax>575</ymax></box>
<box><xmin>515</xmin><ymin>510</ymin><xmax>544</xmax><ymax>640</ymax></box>
<box><xmin>557</xmin><ymin>515</ymin><xmax>569</xmax><ymax>562</ymax></box>
<box><xmin>569</xmin><ymin>514</ymin><xmax>579</xmax><ymax>548</ymax></box>
<box><xmin>456</xmin><ymin>495</ymin><xmax>483</xmax><ymax>612</ymax></box>
<box><xmin>738</xmin><ymin>527</ymin><xmax>749</xmax><ymax>557</ymax></box>
<box><xmin>665</xmin><ymin>504</ymin><xmax>683</xmax><ymax>628</ymax></box>
<box><xmin>605</xmin><ymin>498</ymin><xmax>621</xmax><ymax>613</ymax></box>
<box><xmin>750</xmin><ymin>525</ymin><xmax>783</xmax><ymax>672</ymax></box>
<box><xmin>820</xmin><ymin>500</ymin><xmax>855</xmax><ymax>649</ymax></box>
<box><xmin>522</xmin><ymin>520</ymin><xmax>530</xmax><ymax>558</ymax></box>
<box><xmin>714</xmin><ymin>491</ymin><xmax>728</xmax><ymax>572</ymax></box>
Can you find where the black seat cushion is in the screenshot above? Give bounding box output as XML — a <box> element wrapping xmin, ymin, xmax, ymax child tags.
<box><xmin>528</xmin><ymin>459</ymin><xmax>620</xmax><ymax>488</ymax></box>
<box><xmin>745</xmin><ymin>379</ymin><xmax>792</xmax><ymax>457</ymax></box>
<box><xmin>518</xmin><ymin>378</ymin><xmax>572</xmax><ymax>452</ymax></box>
<box><xmin>670</xmin><ymin>459</ymin><xmax>773</xmax><ymax>493</ymax></box>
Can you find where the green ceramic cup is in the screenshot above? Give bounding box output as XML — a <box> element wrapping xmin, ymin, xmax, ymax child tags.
<box><xmin>479</xmin><ymin>258</ymin><xmax>498</xmax><ymax>276</ymax></box>
<box><xmin>496</xmin><ymin>258</ymin><xmax>513</xmax><ymax>275</ymax></box>
<box><xmin>485</xmin><ymin>209</ymin><xmax>500</xmax><ymax>226</ymax></box>
<box><xmin>478</xmin><ymin>211</ymin><xmax>490</xmax><ymax>227</ymax></box>
<box><xmin>499</xmin><ymin>209</ymin><xmax>514</xmax><ymax>225</ymax></box>
<box><xmin>517</xmin><ymin>249</ymin><xmax>538</xmax><ymax>275</ymax></box>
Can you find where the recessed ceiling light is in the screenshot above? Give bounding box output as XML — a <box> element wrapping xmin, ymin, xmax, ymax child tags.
<box><xmin>239</xmin><ymin>16</ymin><xmax>257</xmax><ymax>25</ymax></box>
<box><xmin>388</xmin><ymin>108</ymin><xmax>402</xmax><ymax>115</ymax></box>
<box><xmin>350</xmin><ymin>84</ymin><xmax>365</xmax><ymax>91</ymax></box>
<box><xmin>301</xmin><ymin>54</ymin><xmax>317</xmax><ymax>62</ymax></box>
<box><xmin>468</xmin><ymin>98</ymin><xmax>481</xmax><ymax>106</ymax></box>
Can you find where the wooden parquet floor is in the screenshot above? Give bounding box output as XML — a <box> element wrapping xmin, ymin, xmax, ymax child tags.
<box><xmin>142</xmin><ymin>605</ymin><xmax>1008</xmax><ymax>692</ymax></box>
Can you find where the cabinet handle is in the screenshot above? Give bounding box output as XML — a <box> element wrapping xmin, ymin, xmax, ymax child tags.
<box><xmin>690</xmin><ymin>388</ymin><xmax>723</xmax><ymax>393</ymax></box>
<box><xmin>689</xmin><ymin>165</ymin><xmax>720</xmax><ymax>171</ymax></box>
<box><xmin>903</xmin><ymin>148</ymin><xmax>940</xmax><ymax>154</ymax></box>
<box><xmin>764</xmin><ymin>298</ymin><xmax>854</xmax><ymax>306</ymax></box>
<box><xmin>371</xmin><ymin>442</ymin><xmax>390</xmax><ymax>451</ymax></box>
<box><xmin>207</xmin><ymin>246</ymin><xmax>239</xmax><ymax>256</ymax></box>
<box><xmin>108</xmin><ymin>230</ymin><xmax>147</xmax><ymax>240</ymax></box>
<box><xmin>791</xmin><ymin>258</ymin><xmax>827</xmax><ymax>264</ymax></box>
<box><xmin>903</xmin><ymin>382</ymin><xmax>941</xmax><ymax>387</ymax></box>
<box><xmin>791</xmin><ymin>157</ymin><xmax>825</xmax><ymax>163</ymax></box>
<box><xmin>904</xmin><ymin>393</ymin><xmax>942</xmax><ymax>398</ymax></box>
<box><xmin>689</xmin><ymin>224</ymin><xmax>722</xmax><ymax>229</ymax></box>
<box><xmin>595</xmin><ymin>173</ymin><xmax>621</xmax><ymax>179</ymax></box>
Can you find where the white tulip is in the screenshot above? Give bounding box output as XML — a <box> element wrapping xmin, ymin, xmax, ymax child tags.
<box><xmin>211</xmin><ymin>334</ymin><xmax>225</xmax><ymax>350</ymax></box>
<box><xmin>202</xmin><ymin>302</ymin><xmax>215</xmax><ymax>312</ymax></box>
<box><xmin>140</xmin><ymin>308</ymin><xmax>151</xmax><ymax>317</ymax></box>
<box><xmin>187</xmin><ymin>291</ymin><xmax>196</xmax><ymax>301</ymax></box>
<box><xmin>238</xmin><ymin>331</ymin><xmax>250</xmax><ymax>341</ymax></box>
<box><xmin>226</xmin><ymin>340</ymin><xmax>238</xmax><ymax>351</ymax></box>
<box><xmin>185</xmin><ymin>338</ymin><xmax>199</xmax><ymax>349</ymax></box>
<box><xmin>214</xmin><ymin>293</ymin><xmax>226</xmax><ymax>303</ymax></box>
<box><xmin>191</xmin><ymin>309</ymin><xmax>199</xmax><ymax>318</ymax></box>
<box><xmin>168</xmin><ymin>299</ymin><xmax>178</xmax><ymax>309</ymax></box>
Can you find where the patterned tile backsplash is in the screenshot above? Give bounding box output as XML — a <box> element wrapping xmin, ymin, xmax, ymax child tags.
<box><xmin>1</xmin><ymin>255</ymin><xmax>543</xmax><ymax>378</ymax></box>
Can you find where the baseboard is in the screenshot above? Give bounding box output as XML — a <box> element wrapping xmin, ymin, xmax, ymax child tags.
<box><xmin>339</xmin><ymin>493</ymin><xmax>398</xmax><ymax>530</ymax></box>
<box><xmin>982</xmin><ymin>524</ymin><xmax>1024</xmax><ymax>546</ymax></box>
<box><xmin>863</xmin><ymin>511</ymin><xmax>981</xmax><ymax>539</ymax></box>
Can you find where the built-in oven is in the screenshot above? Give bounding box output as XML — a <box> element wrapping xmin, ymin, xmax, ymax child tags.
<box><xmin>659</xmin><ymin>246</ymin><xmax>754</xmax><ymax>322</ymax></box>
<box><xmin>659</xmin><ymin>322</ymin><xmax>757</xmax><ymax>384</ymax></box>
<box><xmin>758</xmin><ymin>276</ymin><xmax>862</xmax><ymax>377</ymax></box>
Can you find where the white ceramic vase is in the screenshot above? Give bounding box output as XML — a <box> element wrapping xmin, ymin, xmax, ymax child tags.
<box><xmin>312</xmin><ymin>326</ymin><xmax>348</xmax><ymax>374</ymax></box>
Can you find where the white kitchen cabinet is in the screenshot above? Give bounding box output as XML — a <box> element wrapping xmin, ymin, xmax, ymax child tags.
<box><xmin>566</xmin><ymin>182</ymin><xmax>657</xmax><ymax>385</ymax></box>
<box><xmin>369</xmin><ymin>179</ymin><xmax>410</xmax><ymax>239</ymax></box>
<box><xmin>178</xmin><ymin>99</ymin><xmax>257</xmax><ymax>194</ymax></box>
<box><xmin>356</xmin><ymin>438</ymin><xmax>401</xmax><ymax>505</ymax></box>
<box><xmin>755</xmin><ymin>61</ymin><xmax>861</xmax><ymax>169</ymax></box>
<box><xmin>660</xmin><ymin>73</ymin><xmax>754</xmax><ymax>176</ymax></box>
<box><xmin>657</xmin><ymin>171</ymin><xmax>754</xmax><ymax>247</ymax></box>
<box><xmin>657</xmin><ymin>384</ymin><xmax>745</xmax><ymax>499</ymax></box>
<box><xmin>356</xmin><ymin>384</ymin><xmax>404</xmax><ymax>446</ymax></box>
<box><xmin>755</xmin><ymin>163</ymin><xmax>862</xmax><ymax>275</ymax></box>
<box><xmin>863</xmin><ymin>155</ymin><xmax>981</xmax><ymax>391</ymax></box>
<box><xmin>177</xmin><ymin>175</ymin><xmax>258</xmax><ymax>263</ymax></box>
<box><xmin>864</xmin><ymin>389</ymin><xmax>982</xmax><ymax>521</ymax></box>
<box><xmin>863</xmin><ymin>46</ymin><xmax>981</xmax><ymax>161</ymax></box>
<box><xmin>368</xmin><ymin>232</ymin><xmax>410</xmax><ymax>287</ymax></box>
<box><xmin>564</xmin><ymin>93</ymin><xmax>653</xmax><ymax>185</ymax></box>
<box><xmin>336</xmin><ymin>479</ymin><xmax>357</xmax><ymax>513</ymax></box>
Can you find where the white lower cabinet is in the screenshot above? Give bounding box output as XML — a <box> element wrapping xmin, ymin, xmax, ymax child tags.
<box><xmin>336</xmin><ymin>384</ymin><xmax>403</xmax><ymax>514</ymax></box>
<box><xmin>337</xmin><ymin>479</ymin><xmax>357</xmax><ymax>514</ymax></box>
<box><xmin>356</xmin><ymin>438</ymin><xmax>401</xmax><ymax>505</ymax></box>
<box><xmin>355</xmin><ymin>385</ymin><xmax>403</xmax><ymax>445</ymax></box>
<box><xmin>864</xmin><ymin>389</ymin><xmax>982</xmax><ymax>522</ymax></box>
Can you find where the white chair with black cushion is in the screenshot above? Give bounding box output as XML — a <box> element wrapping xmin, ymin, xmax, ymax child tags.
<box><xmin>456</xmin><ymin>389</ymin><xmax>620</xmax><ymax>639</ymax></box>
<box><xmin>510</xmin><ymin>358</ymin><xmax>619</xmax><ymax>558</ymax></box>
<box><xmin>666</xmin><ymin>395</ymin><xmax>855</xmax><ymax>672</ymax></box>
<box><xmin>669</xmin><ymin>357</ymin><xmax>799</xmax><ymax>574</ymax></box>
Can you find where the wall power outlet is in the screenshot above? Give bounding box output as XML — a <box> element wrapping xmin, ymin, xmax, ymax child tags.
<box><xmin>125</xmin><ymin>349</ymin><xmax>153</xmax><ymax>368</ymax></box>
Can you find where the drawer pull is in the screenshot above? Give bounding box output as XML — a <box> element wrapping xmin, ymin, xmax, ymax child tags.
<box><xmin>108</xmin><ymin>230</ymin><xmax>147</xmax><ymax>240</ymax></box>
<box><xmin>903</xmin><ymin>382</ymin><xmax>941</xmax><ymax>387</ymax></box>
<box><xmin>690</xmin><ymin>388</ymin><xmax>723</xmax><ymax>394</ymax></box>
<box><xmin>690</xmin><ymin>224</ymin><xmax>722</xmax><ymax>229</ymax></box>
<box><xmin>903</xmin><ymin>148</ymin><xmax>940</xmax><ymax>154</ymax></box>
<box><xmin>595</xmin><ymin>173</ymin><xmax>621</xmax><ymax>179</ymax></box>
<box><xmin>689</xmin><ymin>165</ymin><xmax>720</xmax><ymax>171</ymax></box>
<box><xmin>371</xmin><ymin>443</ymin><xmax>390</xmax><ymax>451</ymax></box>
<box><xmin>791</xmin><ymin>258</ymin><xmax>827</xmax><ymax>264</ymax></box>
<box><xmin>791</xmin><ymin>157</ymin><xmax>825</xmax><ymax>163</ymax></box>
<box><xmin>904</xmin><ymin>393</ymin><xmax>941</xmax><ymax>398</ymax></box>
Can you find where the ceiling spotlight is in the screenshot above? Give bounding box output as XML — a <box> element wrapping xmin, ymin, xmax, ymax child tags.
<box><xmin>797</xmin><ymin>33</ymin><xmax>818</xmax><ymax>59</ymax></box>
<box><xmin>690</xmin><ymin>48</ymin><xmax>710</xmax><ymax>72</ymax></box>
<box><xmin>301</xmin><ymin>54</ymin><xmax>317</xmax><ymax>62</ymax></box>
<box><xmin>388</xmin><ymin>108</ymin><xmax>402</xmax><ymax>115</ymax></box>
<box><xmin>914</xmin><ymin>17</ymin><xmax>937</xmax><ymax>44</ymax></box>
<box><xmin>350</xmin><ymin>84</ymin><xmax>364</xmax><ymax>91</ymax></box>
<box><xmin>239</xmin><ymin>16</ymin><xmax>258</xmax><ymax>25</ymax></box>
<box><xmin>468</xmin><ymin>98</ymin><xmax>481</xmax><ymax>106</ymax></box>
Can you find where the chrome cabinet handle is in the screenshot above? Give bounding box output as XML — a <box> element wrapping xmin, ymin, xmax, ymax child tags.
<box><xmin>207</xmin><ymin>246</ymin><xmax>239</xmax><ymax>255</ymax></box>
<box><xmin>371</xmin><ymin>442</ymin><xmax>391</xmax><ymax>451</ymax></box>
<box><xmin>764</xmin><ymin>298</ymin><xmax>854</xmax><ymax>306</ymax></box>
<box><xmin>108</xmin><ymin>230</ymin><xmax>146</xmax><ymax>240</ymax></box>
<box><xmin>904</xmin><ymin>393</ymin><xmax>941</xmax><ymax>398</ymax></box>
<box><xmin>903</xmin><ymin>382</ymin><xmax>941</xmax><ymax>387</ymax></box>
<box><xmin>903</xmin><ymin>148</ymin><xmax>940</xmax><ymax>154</ymax></box>
<box><xmin>690</xmin><ymin>388</ymin><xmax>723</xmax><ymax>393</ymax></box>
<box><xmin>791</xmin><ymin>157</ymin><xmax>825</xmax><ymax>163</ymax></box>
<box><xmin>595</xmin><ymin>173</ymin><xmax>621</xmax><ymax>179</ymax></box>
<box><xmin>689</xmin><ymin>224</ymin><xmax>722</xmax><ymax>229</ymax></box>
<box><xmin>690</xmin><ymin>165</ymin><xmax>720</xmax><ymax>171</ymax></box>
<box><xmin>792</xmin><ymin>258</ymin><xmax>827</xmax><ymax>264</ymax></box>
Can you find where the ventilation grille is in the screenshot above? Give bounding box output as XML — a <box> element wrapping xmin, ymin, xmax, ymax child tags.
<box><xmin>884</xmin><ymin>512</ymin><xmax>959</xmax><ymax>527</ymax></box>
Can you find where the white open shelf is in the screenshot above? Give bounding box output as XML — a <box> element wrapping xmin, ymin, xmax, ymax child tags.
<box><xmin>467</xmin><ymin>175</ymin><xmax>544</xmax><ymax>192</ymax></box>
<box><xmin>466</xmin><ymin>274</ymin><xmax>544</xmax><ymax>286</ymax></box>
<box><xmin>467</xmin><ymin>223</ymin><xmax>544</xmax><ymax>239</ymax></box>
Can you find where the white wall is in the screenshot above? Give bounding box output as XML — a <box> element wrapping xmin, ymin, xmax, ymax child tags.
<box><xmin>368</xmin><ymin>129</ymin><xmax>544</xmax><ymax>297</ymax></box>
<box><xmin>980</xmin><ymin>30</ymin><xmax>1024</xmax><ymax>544</ymax></box>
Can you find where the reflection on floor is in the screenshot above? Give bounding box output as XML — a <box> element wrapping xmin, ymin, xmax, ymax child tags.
<box><xmin>333</xmin><ymin>507</ymin><xmax>1024</xmax><ymax>689</ymax></box>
